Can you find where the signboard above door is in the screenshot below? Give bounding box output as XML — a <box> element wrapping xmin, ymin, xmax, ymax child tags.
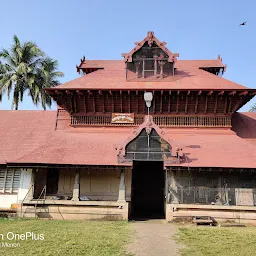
<box><xmin>111</xmin><ymin>113</ymin><xmax>134</xmax><ymax>124</ymax></box>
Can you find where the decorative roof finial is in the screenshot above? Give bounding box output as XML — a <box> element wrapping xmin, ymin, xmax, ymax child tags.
<box><xmin>147</xmin><ymin>31</ymin><xmax>155</xmax><ymax>47</ymax></box>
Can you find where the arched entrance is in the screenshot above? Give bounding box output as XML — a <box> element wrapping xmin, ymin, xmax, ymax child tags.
<box><xmin>126</xmin><ymin>128</ymin><xmax>170</xmax><ymax>219</ymax></box>
<box><xmin>116</xmin><ymin>115</ymin><xmax>181</xmax><ymax>220</ymax></box>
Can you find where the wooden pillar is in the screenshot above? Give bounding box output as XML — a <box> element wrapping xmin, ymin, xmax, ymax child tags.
<box><xmin>72</xmin><ymin>169</ymin><xmax>80</xmax><ymax>201</ymax></box>
<box><xmin>26</xmin><ymin>169</ymin><xmax>36</xmax><ymax>201</ymax></box>
<box><xmin>168</xmin><ymin>170</ymin><xmax>179</xmax><ymax>204</ymax></box>
<box><xmin>118</xmin><ymin>169</ymin><xmax>126</xmax><ymax>203</ymax></box>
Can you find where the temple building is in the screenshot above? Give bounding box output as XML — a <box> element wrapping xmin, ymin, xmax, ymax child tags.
<box><xmin>1</xmin><ymin>32</ymin><xmax>256</xmax><ymax>222</ymax></box>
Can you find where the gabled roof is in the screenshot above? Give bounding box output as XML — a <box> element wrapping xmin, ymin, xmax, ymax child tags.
<box><xmin>122</xmin><ymin>31</ymin><xmax>179</xmax><ymax>63</ymax></box>
<box><xmin>48</xmin><ymin>59</ymin><xmax>250</xmax><ymax>91</ymax></box>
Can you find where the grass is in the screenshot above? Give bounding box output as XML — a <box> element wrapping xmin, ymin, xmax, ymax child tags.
<box><xmin>177</xmin><ymin>225</ymin><xmax>256</xmax><ymax>256</ymax></box>
<box><xmin>0</xmin><ymin>219</ymin><xmax>132</xmax><ymax>256</ymax></box>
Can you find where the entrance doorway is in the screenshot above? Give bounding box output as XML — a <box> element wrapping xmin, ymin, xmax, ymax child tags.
<box><xmin>130</xmin><ymin>161</ymin><xmax>165</xmax><ymax>220</ymax></box>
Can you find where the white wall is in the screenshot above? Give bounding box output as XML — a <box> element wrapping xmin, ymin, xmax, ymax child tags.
<box><xmin>0</xmin><ymin>168</ymin><xmax>32</xmax><ymax>209</ymax></box>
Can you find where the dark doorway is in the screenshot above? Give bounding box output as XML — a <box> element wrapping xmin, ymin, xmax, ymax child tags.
<box><xmin>46</xmin><ymin>169</ymin><xmax>59</xmax><ymax>195</ymax></box>
<box><xmin>130</xmin><ymin>161</ymin><xmax>165</xmax><ymax>220</ymax></box>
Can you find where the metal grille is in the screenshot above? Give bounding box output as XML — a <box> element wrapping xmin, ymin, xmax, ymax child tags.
<box><xmin>125</xmin><ymin>129</ymin><xmax>172</xmax><ymax>161</ymax></box>
<box><xmin>169</xmin><ymin>186</ymin><xmax>256</xmax><ymax>206</ymax></box>
<box><xmin>70</xmin><ymin>115</ymin><xmax>231</xmax><ymax>127</ymax></box>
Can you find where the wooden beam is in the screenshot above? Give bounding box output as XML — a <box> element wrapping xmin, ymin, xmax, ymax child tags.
<box><xmin>98</xmin><ymin>90</ymin><xmax>102</xmax><ymax>95</ymax></box>
<box><xmin>109</xmin><ymin>90</ymin><xmax>112</xmax><ymax>95</ymax></box>
<box><xmin>84</xmin><ymin>95</ymin><xmax>87</xmax><ymax>113</ymax></box>
<box><xmin>73</xmin><ymin>94</ymin><xmax>77</xmax><ymax>113</ymax></box>
<box><xmin>198</xmin><ymin>90</ymin><xmax>202</xmax><ymax>95</ymax></box>
<box><xmin>176</xmin><ymin>94</ymin><xmax>179</xmax><ymax>114</ymax></box>
<box><xmin>218</xmin><ymin>90</ymin><xmax>224</xmax><ymax>95</ymax></box>
<box><xmin>153</xmin><ymin>96</ymin><xmax>156</xmax><ymax>114</ymax></box>
<box><xmin>92</xmin><ymin>94</ymin><xmax>95</xmax><ymax>113</ymax></box>
<box><xmin>55</xmin><ymin>90</ymin><xmax>63</xmax><ymax>95</ymax></box>
<box><xmin>231</xmin><ymin>101</ymin><xmax>242</xmax><ymax>114</ymax></box>
<box><xmin>207</xmin><ymin>90</ymin><xmax>213</xmax><ymax>96</ymax></box>
<box><xmin>169</xmin><ymin>91</ymin><xmax>172</xmax><ymax>95</ymax></box>
<box><xmin>239</xmin><ymin>91</ymin><xmax>248</xmax><ymax>96</ymax></box>
<box><xmin>195</xmin><ymin>95</ymin><xmax>198</xmax><ymax>114</ymax></box>
<box><xmin>214</xmin><ymin>94</ymin><xmax>218</xmax><ymax>113</ymax></box>
<box><xmin>228</xmin><ymin>96</ymin><xmax>233</xmax><ymax>113</ymax></box>
<box><xmin>112</xmin><ymin>92</ymin><xmax>114</xmax><ymax>112</ymax></box>
<box><xmin>87</xmin><ymin>90</ymin><xmax>93</xmax><ymax>95</ymax></box>
<box><xmin>185</xmin><ymin>94</ymin><xmax>188</xmax><ymax>114</ymax></box>
<box><xmin>65</xmin><ymin>90</ymin><xmax>72</xmax><ymax>95</ymax></box>
<box><xmin>177</xmin><ymin>90</ymin><xmax>180</xmax><ymax>95</ymax></box>
<box><xmin>120</xmin><ymin>91</ymin><xmax>123</xmax><ymax>113</ymax></box>
<box><xmin>187</xmin><ymin>90</ymin><xmax>190</xmax><ymax>95</ymax></box>
<box><xmin>102</xmin><ymin>91</ymin><xmax>105</xmax><ymax>113</ymax></box>
<box><xmin>128</xmin><ymin>92</ymin><xmax>131</xmax><ymax>112</ymax></box>
<box><xmin>224</xmin><ymin>95</ymin><xmax>227</xmax><ymax>114</ymax></box>
<box><xmin>160</xmin><ymin>91</ymin><xmax>163</xmax><ymax>113</ymax></box>
<box><xmin>136</xmin><ymin>91</ymin><xmax>139</xmax><ymax>114</ymax></box>
<box><xmin>249</xmin><ymin>91</ymin><xmax>256</xmax><ymax>96</ymax></box>
<box><xmin>168</xmin><ymin>93</ymin><xmax>171</xmax><ymax>113</ymax></box>
<box><xmin>204</xmin><ymin>96</ymin><xmax>208</xmax><ymax>113</ymax></box>
<box><xmin>76</xmin><ymin>90</ymin><xmax>83</xmax><ymax>97</ymax></box>
<box><xmin>229</xmin><ymin>91</ymin><xmax>236</xmax><ymax>96</ymax></box>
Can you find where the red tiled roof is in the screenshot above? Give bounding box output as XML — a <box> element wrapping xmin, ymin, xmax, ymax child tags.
<box><xmin>1</xmin><ymin>111</ymin><xmax>256</xmax><ymax>168</ymax></box>
<box><xmin>0</xmin><ymin>110</ymin><xmax>56</xmax><ymax>164</ymax></box>
<box><xmin>232</xmin><ymin>112</ymin><xmax>256</xmax><ymax>147</ymax></box>
<box><xmin>53</xmin><ymin>60</ymin><xmax>249</xmax><ymax>91</ymax></box>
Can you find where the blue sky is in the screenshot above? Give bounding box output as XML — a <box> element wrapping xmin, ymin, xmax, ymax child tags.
<box><xmin>0</xmin><ymin>0</ymin><xmax>255</xmax><ymax>111</ymax></box>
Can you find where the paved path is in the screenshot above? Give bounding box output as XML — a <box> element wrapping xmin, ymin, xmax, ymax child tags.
<box><xmin>126</xmin><ymin>220</ymin><xmax>181</xmax><ymax>256</ymax></box>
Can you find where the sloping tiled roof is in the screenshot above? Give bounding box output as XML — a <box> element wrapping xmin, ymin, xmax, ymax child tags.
<box><xmin>232</xmin><ymin>112</ymin><xmax>256</xmax><ymax>147</ymax></box>
<box><xmin>53</xmin><ymin>60</ymin><xmax>249</xmax><ymax>91</ymax></box>
<box><xmin>1</xmin><ymin>110</ymin><xmax>256</xmax><ymax>168</ymax></box>
<box><xmin>0</xmin><ymin>110</ymin><xmax>56</xmax><ymax>164</ymax></box>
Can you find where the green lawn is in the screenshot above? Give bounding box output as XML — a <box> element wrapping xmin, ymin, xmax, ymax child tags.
<box><xmin>178</xmin><ymin>225</ymin><xmax>256</xmax><ymax>256</ymax></box>
<box><xmin>0</xmin><ymin>219</ymin><xmax>132</xmax><ymax>256</ymax></box>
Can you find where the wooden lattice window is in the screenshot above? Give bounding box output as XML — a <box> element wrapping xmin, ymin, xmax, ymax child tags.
<box><xmin>125</xmin><ymin>129</ymin><xmax>172</xmax><ymax>161</ymax></box>
<box><xmin>0</xmin><ymin>169</ymin><xmax>21</xmax><ymax>193</ymax></box>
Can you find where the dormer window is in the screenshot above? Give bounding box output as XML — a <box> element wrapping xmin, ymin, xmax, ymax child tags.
<box><xmin>123</xmin><ymin>32</ymin><xmax>179</xmax><ymax>82</ymax></box>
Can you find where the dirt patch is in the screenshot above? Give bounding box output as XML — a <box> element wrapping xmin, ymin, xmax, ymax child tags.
<box><xmin>126</xmin><ymin>220</ymin><xmax>181</xmax><ymax>256</ymax></box>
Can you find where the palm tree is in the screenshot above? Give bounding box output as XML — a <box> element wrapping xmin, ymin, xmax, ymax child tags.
<box><xmin>249</xmin><ymin>104</ymin><xmax>256</xmax><ymax>112</ymax></box>
<box><xmin>33</xmin><ymin>57</ymin><xmax>64</xmax><ymax>109</ymax></box>
<box><xmin>0</xmin><ymin>35</ymin><xmax>63</xmax><ymax>110</ymax></box>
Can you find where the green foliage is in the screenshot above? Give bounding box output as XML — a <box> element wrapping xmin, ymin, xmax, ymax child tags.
<box><xmin>249</xmin><ymin>104</ymin><xmax>256</xmax><ymax>112</ymax></box>
<box><xmin>0</xmin><ymin>35</ymin><xmax>63</xmax><ymax>110</ymax></box>
<box><xmin>177</xmin><ymin>225</ymin><xmax>256</xmax><ymax>256</ymax></box>
<box><xmin>0</xmin><ymin>219</ymin><xmax>132</xmax><ymax>256</ymax></box>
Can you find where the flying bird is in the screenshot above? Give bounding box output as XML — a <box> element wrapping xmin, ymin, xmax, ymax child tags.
<box><xmin>239</xmin><ymin>21</ymin><xmax>247</xmax><ymax>26</ymax></box>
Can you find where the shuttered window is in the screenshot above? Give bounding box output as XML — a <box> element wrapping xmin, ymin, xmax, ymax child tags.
<box><xmin>0</xmin><ymin>169</ymin><xmax>21</xmax><ymax>193</ymax></box>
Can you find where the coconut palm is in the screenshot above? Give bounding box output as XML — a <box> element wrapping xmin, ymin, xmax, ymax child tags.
<box><xmin>0</xmin><ymin>35</ymin><xmax>63</xmax><ymax>110</ymax></box>
<box><xmin>33</xmin><ymin>57</ymin><xmax>64</xmax><ymax>109</ymax></box>
<box><xmin>249</xmin><ymin>104</ymin><xmax>256</xmax><ymax>112</ymax></box>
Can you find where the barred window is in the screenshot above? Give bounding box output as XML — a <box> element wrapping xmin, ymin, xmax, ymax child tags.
<box><xmin>0</xmin><ymin>169</ymin><xmax>21</xmax><ymax>193</ymax></box>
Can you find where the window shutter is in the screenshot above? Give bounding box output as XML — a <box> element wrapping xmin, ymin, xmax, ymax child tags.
<box><xmin>0</xmin><ymin>169</ymin><xmax>6</xmax><ymax>192</ymax></box>
<box><xmin>5</xmin><ymin>170</ymin><xmax>14</xmax><ymax>193</ymax></box>
<box><xmin>0</xmin><ymin>169</ymin><xmax>21</xmax><ymax>193</ymax></box>
<box><xmin>13</xmin><ymin>170</ymin><xmax>21</xmax><ymax>193</ymax></box>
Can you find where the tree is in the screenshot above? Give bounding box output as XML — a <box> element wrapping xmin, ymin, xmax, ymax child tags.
<box><xmin>249</xmin><ymin>104</ymin><xmax>256</xmax><ymax>112</ymax></box>
<box><xmin>0</xmin><ymin>35</ymin><xmax>63</xmax><ymax>110</ymax></box>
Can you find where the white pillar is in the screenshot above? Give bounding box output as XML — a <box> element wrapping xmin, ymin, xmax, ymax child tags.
<box><xmin>26</xmin><ymin>169</ymin><xmax>36</xmax><ymax>201</ymax></box>
<box><xmin>169</xmin><ymin>170</ymin><xmax>179</xmax><ymax>204</ymax></box>
<box><xmin>72</xmin><ymin>169</ymin><xmax>80</xmax><ymax>201</ymax></box>
<box><xmin>118</xmin><ymin>169</ymin><xmax>126</xmax><ymax>203</ymax></box>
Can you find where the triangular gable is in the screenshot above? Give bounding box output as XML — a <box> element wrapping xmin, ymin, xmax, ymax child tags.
<box><xmin>122</xmin><ymin>31</ymin><xmax>179</xmax><ymax>63</ymax></box>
